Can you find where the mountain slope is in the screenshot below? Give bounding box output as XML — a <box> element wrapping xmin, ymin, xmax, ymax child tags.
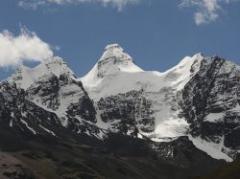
<box><xmin>2</xmin><ymin>44</ymin><xmax>240</xmax><ymax>178</ymax></box>
<box><xmin>181</xmin><ymin>56</ymin><xmax>240</xmax><ymax>161</ymax></box>
<box><xmin>80</xmin><ymin>44</ymin><xmax>240</xmax><ymax>162</ymax></box>
<box><xmin>0</xmin><ymin>82</ymin><xmax>225</xmax><ymax>178</ymax></box>
<box><xmin>7</xmin><ymin>57</ymin><xmax>101</xmax><ymax>137</ymax></box>
<box><xmin>81</xmin><ymin>44</ymin><xmax>203</xmax><ymax>140</ymax></box>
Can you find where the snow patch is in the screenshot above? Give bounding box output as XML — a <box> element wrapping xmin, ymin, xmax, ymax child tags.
<box><xmin>204</xmin><ymin>113</ymin><xmax>225</xmax><ymax>123</ymax></box>
<box><xmin>154</xmin><ymin>117</ymin><xmax>189</xmax><ymax>138</ymax></box>
<box><xmin>188</xmin><ymin>135</ymin><xmax>233</xmax><ymax>162</ymax></box>
<box><xmin>39</xmin><ymin>125</ymin><xmax>56</xmax><ymax>136</ymax></box>
<box><xmin>20</xmin><ymin>119</ymin><xmax>37</xmax><ymax>135</ymax></box>
<box><xmin>230</xmin><ymin>103</ymin><xmax>240</xmax><ymax>112</ymax></box>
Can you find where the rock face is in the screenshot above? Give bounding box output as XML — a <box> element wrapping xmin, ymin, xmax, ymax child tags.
<box><xmin>181</xmin><ymin>57</ymin><xmax>240</xmax><ymax>159</ymax></box>
<box><xmin>3</xmin><ymin>44</ymin><xmax>240</xmax><ymax>176</ymax></box>
<box><xmin>7</xmin><ymin>57</ymin><xmax>98</xmax><ymax>137</ymax></box>
<box><xmin>0</xmin><ymin>82</ymin><xmax>61</xmax><ymax>137</ymax></box>
<box><xmin>26</xmin><ymin>72</ymin><xmax>96</xmax><ymax>125</ymax></box>
<box><xmin>97</xmin><ymin>90</ymin><xmax>155</xmax><ymax>134</ymax></box>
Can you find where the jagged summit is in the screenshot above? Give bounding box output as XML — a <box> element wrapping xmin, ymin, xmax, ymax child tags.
<box><xmin>105</xmin><ymin>43</ymin><xmax>121</xmax><ymax>50</ymax></box>
<box><xmin>162</xmin><ymin>52</ymin><xmax>204</xmax><ymax>90</ymax></box>
<box><xmin>81</xmin><ymin>44</ymin><xmax>143</xmax><ymax>87</ymax></box>
<box><xmin>97</xmin><ymin>43</ymin><xmax>143</xmax><ymax>73</ymax></box>
<box><xmin>8</xmin><ymin>56</ymin><xmax>75</xmax><ymax>90</ymax></box>
<box><xmin>99</xmin><ymin>43</ymin><xmax>131</xmax><ymax>62</ymax></box>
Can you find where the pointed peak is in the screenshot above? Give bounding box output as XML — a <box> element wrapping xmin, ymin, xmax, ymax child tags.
<box><xmin>172</xmin><ymin>53</ymin><xmax>204</xmax><ymax>71</ymax></box>
<box><xmin>81</xmin><ymin>44</ymin><xmax>143</xmax><ymax>87</ymax></box>
<box><xmin>43</xmin><ymin>56</ymin><xmax>75</xmax><ymax>78</ymax></box>
<box><xmin>43</xmin><ymin>56</ymin><xmax>66</xmax><ymax>65</ymax></box>
<box><xmin>99</xmin><ymin>43</ymin><xmax>132</xmax><ymax>63</ymax></box>
<box><xmin>192</xmin><ymin>52</ymin><xmax>204</xmax><ymax>60</ymax></box>
<box><xmin>104</xmin><ymin>43</ymin><xmax>123</xmax><ymax>51</ymax></box>
<box><xmin>179</xmin><ymin>53</ymin><xmax>204</xmax><ymax>64</ymax></box>
<box><xmin>97</xmin><ymin>43</ymin><xmax>143</xmax><ymax>73</ymax></box>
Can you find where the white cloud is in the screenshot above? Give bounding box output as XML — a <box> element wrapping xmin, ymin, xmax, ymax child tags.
<box><xmin>18</xmin><ymin>0</ymin><xmax>140</xmax><ymax>11</ymax></box>
<box><xmin>0</xmin><ymin>28</ymin><xmax>53</xmax><ymax>67</ymax></box>
<box><xmin>180</xmin><ymin>0</ymin><xmax>237</xmax><ymax>25</ymax></box>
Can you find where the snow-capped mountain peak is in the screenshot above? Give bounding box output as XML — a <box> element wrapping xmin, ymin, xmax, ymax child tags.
<box><xmin>81</xmin><ymin>44</ymin><xmax>143</xmax><ymax>87</ymax></box>
<box><xmin>98</xmin><ymin>43</ymin><xmax>143</xmax><ymax>75</ymax></box>
<box><xmin>8</xmin><ymin>56</ymin><xmax>96</xmax><ymax>130</ymax></box>
<box><xmin>163</xmin><ymin>53</ymin><xmax>203</xmax><ymax>90</ymax></box>
<box><xmin>42</xmin><ymin>56</ymin><xmax>74</xmax><ymax>77</ymax></box>
<box><xmin>9</xmin><ymin>56</ymin><xmax>75</xmax><ymax>90</ymax></box>
<box><xmin>99</xmin><ymin>43</ymin><xmax>132</xmax><ymax>63</ymax></box>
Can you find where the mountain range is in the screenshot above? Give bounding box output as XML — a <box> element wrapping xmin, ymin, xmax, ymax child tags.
<box><xmin>0</xmin><ymin>44</ymin><xmax>239</xmax><ymax>179</ymax></box>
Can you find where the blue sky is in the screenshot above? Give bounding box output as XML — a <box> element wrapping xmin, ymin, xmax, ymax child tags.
<box><xmin>0</xmin><ymin>0</ymin><xmax>239</xmax><ymax>79</ymax></box>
